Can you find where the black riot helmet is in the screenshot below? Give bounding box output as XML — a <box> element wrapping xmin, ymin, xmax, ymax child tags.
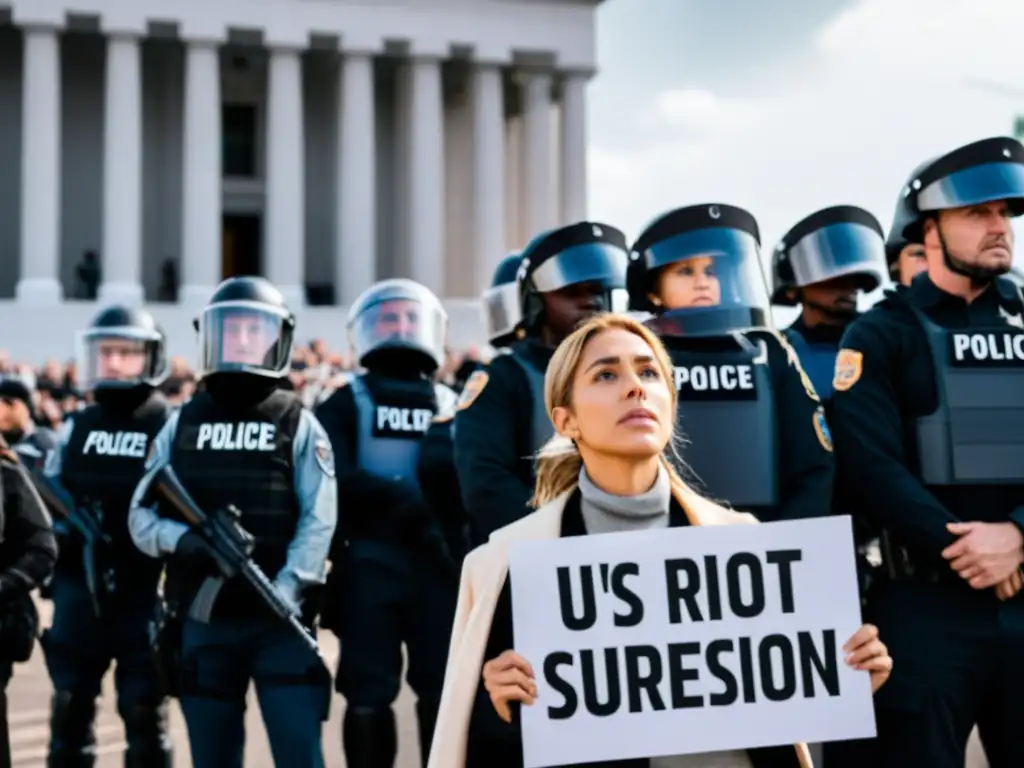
<box><xmin>517</xmin><ymin>222</ymin><xmax>630</xmax><ymax>333</ymax></box>
<box><xmin>885</xmin><ymin>157</ymin><xmax>934</xmax><ymax>279</ymax></box>
<box><xmin>628</xmin><ymin>203</ymin><xmax>772</xmax><ymax>337</ymax></box>
<box><xmin>347</xmin><ymin>278</ymin><xmax>447</xmax><ymax>375</ymax></box>
<box><xmin>771</xmin><ymin>205</ymin><xmax>888</xmax><ymax>306</ymax></box>
<box><xmin>193</xmin><ymin>276</ymin><xmax>295</xmax><ymax>380</ymax></box>
<box><xmin>480</xmin><ymin>252</ymin><xmax>523</xmax><ymax>348</ymax></box>
<box><xmin>76</xmin><ymin>305</ymin><xmax>168</xmax><ymax>392</ymax></box>
<box><xmin>900</xmin><ymin>136</ymin><xmax>1024</xmax><ymax>244</ymax></box>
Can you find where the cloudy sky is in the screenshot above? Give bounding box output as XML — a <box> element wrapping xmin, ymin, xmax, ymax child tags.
<box><xmin>587</xmin><ymin>0</ymin><xmax>1024</xmax><ymax>257</ymax></box>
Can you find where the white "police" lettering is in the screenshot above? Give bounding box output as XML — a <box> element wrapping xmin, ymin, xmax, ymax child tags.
<box><xmin>81</xmin><ymin>430</ymin><xmax>149</xmax><ymax>458</ymax></box>
<box><xmin>195</xmin><ymin>422</ymin><xmax>277</xmax><ymax>451</ymax></box>
<box><xmin>673</xmin><ymin>364</ymin><xmax>754</xmax><ymax>391</ymax></box>
<box><xmin>376</xmin><ymin>406</ymin><xmax>432</xmax><ymax>433</ymax></box>
<box><xmin>952</xmin><ymin>333</ymin><xmax>1024</xmax><ymax>362</ymax></box>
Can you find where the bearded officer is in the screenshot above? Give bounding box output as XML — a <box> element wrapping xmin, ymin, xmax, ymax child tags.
<box><xmin>770</xmin><ymin>206</ymin><xmax>889</xmax><ymax>400</ymax></box>
<box><xmin>829</xmin><ymin>136</ymin><xmax>1024</xmax><ymax>767</ymax></box>
<box><xmin>454</xmin><ymin>223</ymin><xmax>629</xmax><ymax>543</ymax></box>
<box><xmin>127</xmin><ymin>276</ymin><xmax>337</xmax><ymax>768</ymax></box>
<box><xmin>315</xmin><ymin>278</ymin><xmax>457</xmax><ymax>768</ymax></box>
<box><xmin>627</xmin><ymin>203</ymin><xmax>834</xmax><ymax>523</ymax></box>
<box><xmin>41</xmin><ymin>306</ymin><xmax>173</xmax><ymax>767</ymax></box>
<box><xmin>885</xmin><ymin>158</ymin><xmax>932</xmax><ymax>287</ymax></box>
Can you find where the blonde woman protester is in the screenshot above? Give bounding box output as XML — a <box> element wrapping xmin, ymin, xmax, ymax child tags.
<box><xmin>428</xmin><ymin>313</ymin><xmax>892</xmax><ymax>768</ymax></box>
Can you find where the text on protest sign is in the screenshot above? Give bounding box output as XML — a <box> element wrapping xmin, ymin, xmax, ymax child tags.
<box><xmin>507</xmin><ymin>516</ymin><xmax>875</xmax><ymax>767</ymax></box>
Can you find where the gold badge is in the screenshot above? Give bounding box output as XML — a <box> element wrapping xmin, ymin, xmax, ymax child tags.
<box><xmin>455</xmin><ymin>370</ymin><xmax>489</xmax><ymax>412</ymax></box>
<box><xmin>833</xmin><ymin>349</ymin><xmax>864</xmax><ymax>392</ymax></box>
<box><xmin>813</xmin><ymin>406</ymin><xmax>833</xmax><ymax>453</ymax></box>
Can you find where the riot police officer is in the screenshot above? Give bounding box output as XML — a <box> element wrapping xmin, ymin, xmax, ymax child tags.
<box><xmin>41</xmin><ymin>305</ymin><xmax>173</xmax><ymax>766</ymax></box>
<box><xmin>0</xmin><ymin>378</ymin><xmax>57</xmax><ymax>468</ymax></box>
<box><xmin>885</xmin><ymin>158</ymin><xmax>933</xmax><ymax>287</ymax></box>
<box><xmin>830</xmin><ymin>136</ymin><xmax>1024</xmax><ymax>767</ymax></box>
<box><xmin>315</xmin><ymin>279</ymin><xmax>457</xmax><ymax>768</ymax></box>
<box><xmin>627</xmin><ymin>203</ymin><xmax>834</xmax><ymax>523</ymax></box>
<box><xmin>454</xmin><ymin>222</ymin><xmax>629</xmax><ymax>543</ymax></box>
<box><xmin>128</xmin><ymin>277</ymin><xmax>337</xmax><ymax>768</ymax></box>
<box><xmin>771</xmin><ymin>205</ymin><xmax>889</xmax><ymax>400</ymax></box>
<box><xmin>480</xmin><ymin>252</ymin><xmax>525</xmax><ymax>351</ymax></box>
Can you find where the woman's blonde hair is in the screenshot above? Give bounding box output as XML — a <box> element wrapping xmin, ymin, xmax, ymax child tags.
<box><xmin>530</xmin><ymin>312</ymin><xmax>695</xmax><ymax>507</ymax></box>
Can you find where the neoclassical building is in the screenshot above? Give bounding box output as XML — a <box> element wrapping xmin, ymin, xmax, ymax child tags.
<box><xmin>0</xmin><ymin>0</ymin><xmax>600</xmax><ymax>358</ymax></box>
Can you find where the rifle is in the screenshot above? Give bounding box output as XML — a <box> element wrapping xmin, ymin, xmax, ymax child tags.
<box><xmin>24</xmin><ymin>466</ymin><xmax>111</xmax><ymax>617</ymax></box>
<box><xmin>151</xmin><ymin>464</ymin><xmax>324</xmax><ymax>660</ymax></box>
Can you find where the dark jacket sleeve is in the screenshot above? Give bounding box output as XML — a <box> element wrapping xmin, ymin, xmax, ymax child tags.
<box><xmin>768</xmin><ymin>335</ymin><xmax>836</xmax><ymax>522</ymax></box>
<box><xmin>829</xmin><ymin>314</ymin><xmax>959</xmax><ymax>559</ymax></box>
<box><xmin>454</xmin><ymin>356</ymin><xmax>535</xmax><ymax>542</ymax></box>
<box><xmin>0</xmin><ymin>459</ymin><xmax>57</xmax><ymax>594</ymax></box>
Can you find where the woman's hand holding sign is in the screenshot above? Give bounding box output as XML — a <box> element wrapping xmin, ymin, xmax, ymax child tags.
<box><xmin>842</xmin><ymin>623</ymin><xmax>891</xmax><ymax>693</ymax></box>
<box><xmin>484</xmin><ymin>622</ymin><xmax>893</xmax><ymax>723</ymax></box>
<box><xmin>483</xmin><ymin>650</ymin><xmax>537</xmax><ymax>723</ymax></box>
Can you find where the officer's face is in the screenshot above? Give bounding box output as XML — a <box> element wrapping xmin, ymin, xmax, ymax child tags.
<box><xmin>655</xmin><ymin>255</ymin><xmax>722</xmax><ymax>310</ymax></box>
<box><xmin>897</xmin><ymin>243</ymin><xmax>927</xmax><ymax>286</ymax></box>
<box><xmin>554</xmin><ymin>328</ymin><xmax>673</xmax><ymax>461</ymax></box>
<box><xmin>373</xmin><ymin>299</ymin><xmax>420</xmax><ymax>341</ymax></box>
<box><xmin>802</xmin><ymin>274</ymin><xmax>861</xmax><ymax>318</ymax></box>
<box><xmin>926</xmin><ymin>200</ymin><xmax>1014</xmax><ymax>277</ymax></box>
<box><xmin>0</xmin><ymin>398</ymin><xmax>26</xmax><ymax>431</ymax></box>
<box><xmin>543</xmin><ymin>282</ymin><xmax>609</xmax><ymax>340</ymax></box>
<box><xmin>96</xmin><ymin>340</ymin><xmax>147</xmax><ymax>380</ymax></box>
<box><xmin>221</xmin><ymin>314</ymin><xmax>276</xmax><ymax>365</ymax></box>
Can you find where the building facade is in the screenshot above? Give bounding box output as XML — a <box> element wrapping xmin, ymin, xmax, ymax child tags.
<box><xmin>0</xmin><ymin>0</ymin><xmax>598</xmax><ymax>358</ymax></box>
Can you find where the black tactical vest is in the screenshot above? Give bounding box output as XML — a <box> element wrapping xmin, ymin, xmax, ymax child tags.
<box><xmin>507</xmin><ymin>352</ymin><xmax>555</xmax><ymax>455</ymax></box>
<box><xmin>665</xmin><ymin>334</ymin><xmax>779</xmax><ymax>508</ymax></box>
<box><xmin>908</xmin><ymin>303</ymin><xmax>1024</xmax><ymax>484</ymax></box>
<box><xmin>60</xmin><ymin>394</ymin><xmax>169</xmax><ymax>591</ymax></box>
<box><xmin>169</xmin><ymin>389</ymin><xmax>302</xmax><ymax>619</ymax></box>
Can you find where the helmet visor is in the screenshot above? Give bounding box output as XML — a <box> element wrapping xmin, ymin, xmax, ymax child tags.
<box><xmin>481</xmin><ymin>282</ymin><xmax>522</xmax><ymax>343</ymax></box>
<box><xmin>786</xmin><ymin>221</ymin><xmax>888</xmax><ymax>291</ymax></box>
<box><xmin>349</xmin><ymin>295</ymin><xmax>447</xmax><ymax>370</ymax></box>
<box><xmin>529</xmin><ymin>243</ymin><xmax>629</xmax><ymax>293</ymax></box>
<box><xmin>76</xmin><ymin>327</ymin><xmax>165</xmax><ymax>391</ymax></box>
<box><xmin>197</xmin><ymin>302</ymin><xmax>293</xmax><ymax>378</ymax></box>
<box><xmin>917</xmin><ymin>161</ymin><xmax>1024</xmax><ymax>213</ymax></box>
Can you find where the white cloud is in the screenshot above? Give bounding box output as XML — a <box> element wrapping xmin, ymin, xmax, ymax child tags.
<box><xmin>588</xmin><ymin>0</ymin><xmax>1024</xmax><ymax>264</ymax></box>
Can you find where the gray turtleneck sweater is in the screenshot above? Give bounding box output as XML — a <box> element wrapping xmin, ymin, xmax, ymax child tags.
<box><xmin>577</xmin><ymin>465</ymin><xmax>753</xmax><ymax>768</ymax></box>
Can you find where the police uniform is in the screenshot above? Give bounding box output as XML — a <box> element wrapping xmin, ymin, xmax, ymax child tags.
<box><xmin>315</xmin><ymin>279</ymin><xmax>457</xmax><ymax>768</ymax></box>
<box><xmin>0</xmin><ymin>439</ymin><xmax>57</xmax><ymax>768</ymax></box>
<box><xmin>127</xmin><ymin>277</ymin><xmax>337</xmax><ymax>768</ymax></box>
<box><xmin>41</xmin><ymin>306</ymin><xmax>173</xmax><ymax>767</ymax></box>
<box><xmin>829</xmin><ymin>136</ymin><xmax>1024</xmax><ymax>767</ymax></box>
<box><xmin>627</xmin><ymin>203</ymin><xmax>834</xmax><ymax>523</ymax></box>
<box><xmin>454</xmin><ymin>223</ymin><xmax>630</xmax><ymax>544</ymax></box>
<box><xmin>770</xmin><ymin>205</ymin><xmax>888</xmax><ymax>400</ymax></box>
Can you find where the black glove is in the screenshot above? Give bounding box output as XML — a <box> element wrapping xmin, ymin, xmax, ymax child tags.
<box><xmin>173</xmin><ymin>531</ymin><xmax>221</xmax><ymax>577</ymax></box>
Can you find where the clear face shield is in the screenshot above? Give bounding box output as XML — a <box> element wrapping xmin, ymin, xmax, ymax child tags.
<box><xmin>75</xmin><ymin>328</ymin><xmax>166</xmax><ymax>392</ymax></box>
<box><xmin>196</xmin><ymin>302</ymin><xmax>293</xmax><ymax>379</ymax></box>
<box><xmin>785</xmin><ymin>221</ymin><xmax>889</xmax><ymax>291</ymax></box>
<box><xmin>481</xmin><ymin>282</ymin><xmax>522</xmax><ymax>343</ymax></box>
<box><xmin>641</xmin><ymin>227</ymin><xmax>773</xmax><ymax>337</ymax></box>
<box><xmin>349</xmin><ymin>291</ymin><xmax>448</xmax><ymax>371</ymax></box>
<box><xmin>916</xmin><ymin>160</ymin><xmax>1024</xmax><ymax>214</ymax></box>
<box><xmin>529</xmin><ymin>242</ymin><xmax>630</xmax><ymax>309</ymax></box>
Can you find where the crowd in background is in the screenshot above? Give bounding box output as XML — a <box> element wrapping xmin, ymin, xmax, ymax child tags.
<box><xmin>0</xmin><ymin>339</ymin><xmax>486</xmax><ymax>430</ymax></box>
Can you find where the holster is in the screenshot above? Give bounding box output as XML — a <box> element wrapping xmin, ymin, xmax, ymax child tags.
<box><xmin>148</xmin><ymin>600</ymin><xmax>184</xmax><ymax>698</ymax></box>
<box><xmin>0</xmin><ymin>590</ymin><xmax>39</xmax><ymax>663</ymax></box>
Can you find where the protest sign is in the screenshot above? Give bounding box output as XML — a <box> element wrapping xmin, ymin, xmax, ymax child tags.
<box><xmin>507</xmin><ymin>516</ymin><xmax>875</xmax><ymax>767</ymax></box>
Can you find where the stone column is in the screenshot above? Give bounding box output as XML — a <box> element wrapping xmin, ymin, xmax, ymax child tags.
<box><xmin>180</xmin><ymin>39</ymin><xmax>222</xmax><ymax>305</ymax></box>
<box><xmin>98</xmin><ymin>33</ymin><xmax>145</xmax><ymax>306</ymax></box>
<box><xmin>265</xmin><ymin>45</ymin><xmax>305</xmax><ymax>308</ymax></box>
<box><xmin>472</xmin><ymin>62</ymin><xmax>506</xmax><ymax>289</ymax></box>
<box><xmin>406</xmin><ymin>55</ymin><xmax>445</xmax><ymax>295</ymax></box>
<box><xmin>559</xmin><ymin>71</ymin><xmax>589</xmax><ymax>224</ymax></box>
<box><xmin>519</xmin><ymin>68</ymin><xmax>554</xmax><ymax>238</ymax></box>
<box><xmin>17</xmin><ymin>24</ymin><xmax>63</xmax><ymax>304</ymax></box>
<box><xmin>336</xmin><ymin>50</ymin><xmax>376</xmax><ymax>305</ymax></box>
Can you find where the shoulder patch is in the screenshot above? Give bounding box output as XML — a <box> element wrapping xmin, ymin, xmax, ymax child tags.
<box><xmin>313</xmin><ymin>437</ymin><xmax>335</xmax><ymax>478</ymax></box>
<box><xmin>833</xmin><ymin>348</ymin><xmax>863</xmax><ymax>393</ymax></box>
<box><xmin>813</xmin><ymin>406</ymin><xmax>833</xmax><ymax>453</ymax></box>
<box><xmin>767</xmin><ymin>328</ymin><xmax>820</xmax><ymax>403</ymax></box>
<box><xmin>455</xmin><ymin>370</ymin><xmax>489</xmax><ymax>412</ymax></box>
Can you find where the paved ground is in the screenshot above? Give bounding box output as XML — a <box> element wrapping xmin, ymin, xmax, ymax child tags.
<box><xmin>4</xmin><ymin>602</ymin><xmax>991</xmax><ymax>767</ymax></box>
